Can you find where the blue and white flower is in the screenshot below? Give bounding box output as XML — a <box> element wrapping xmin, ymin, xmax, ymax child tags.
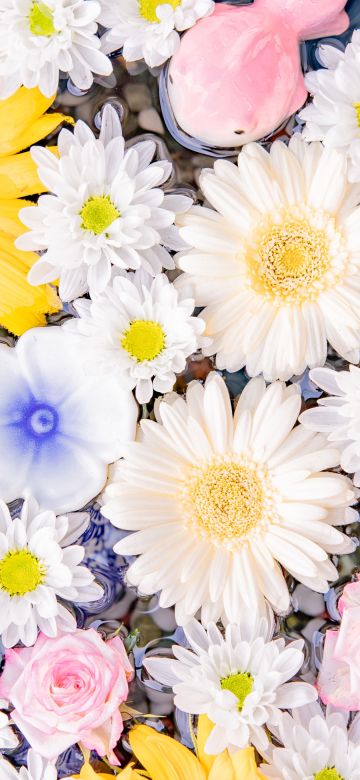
<box><xmin>0</xmin><ymin>326</ymin><xmax>137</xmax><ymax>513</ymax></box>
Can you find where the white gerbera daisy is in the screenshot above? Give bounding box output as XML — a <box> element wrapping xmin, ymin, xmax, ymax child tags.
<box><xmin>65</xmin><ymin>269</ymin><xmax>209</xmax><ymax>404</ymax></box>
<box><xmin>0</xmin><ymin>0</ymin><xmax>112</xmax><ymax>99</ymax></box>
<box><xmin>144</xmin><ymin>616</ymin><xmax>317</xmax><ymax>754</ymax></box>
<box><xmin>99</xmin><ymin>0</ymin><xmax>215</xmax><ymax>69</ymax></box>
<box><xmin>0</xmin><ymin>750</ymin><xmax>56</xmax><ymax>780</ymax></box>
<box><xmin>17</xmin><ymin>104</ymin><xmax>191</xmax><ymax>301</ymax></box>
<box><xmin>299</xmin><ymin>31</ymin><xmax>360</xmax><ymax>183</ymax></box>
<box><xmin>260</xmin><ymin>703</ymin><xmax>360</xmax><ymax>780</ymax></box>
<box><xmin>0</xmin><ymin>705</ymin><xmax>17</xmax><ymax>751</ymax></box>
<box><xmin>0</xmin><ymin>497</ymin><xmax>103</xmax><ymax>648</ymax></box>
<box><xmin>175</xmin><ymin>137</ymin><xmax>360</xmax><ymax>382</ymax></box>
<box><xmin>102</xmin><ymin>373</ymin><xmax>356</xmax><ymax>626</ymax></box>
<box><xmin>300</xmin><ymin>365</ymin><xmax>360</xmax><ymax>487</ymax></box>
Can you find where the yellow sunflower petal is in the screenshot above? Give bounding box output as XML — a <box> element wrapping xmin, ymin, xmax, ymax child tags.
<box><xmin>0</xmin><ymin>198</ymin><xmax>29</xmax><ymax>237</ymax></box>
<box><xmin>0</xmin><ymin>112</ymin><xmax>73</xmax><ymax>158</ymax></box>
<box><xmin>130</xmin><ymin>725</ymin><xmax>206</xmax><ymax>780</ymax></box>
<box><xmin>0</xmin><ymin>86</ymin><xmax>73</xmax><ymax>155</ymax></box>
<box><xmin>0</xmin><ymin>148</ymin><xmax>58</xmax><ymax>199</ymax></box>
<box><xmin>208</xmin><ymin>752</ymin><xmax>236</xmax><ymax>780</ymax></box>
<box><xmin>230</xmin><ymin>748</ymin><xmax>266</xmax><ymax>780</ymax></box>
<box><xmin>70</xmin><ymin>761</ymin><xmax>148</xmax><ymax>779</ymax></box>
<box><xmin>196</xmin><ymin>715</ymin><xmax>217</xmax><ymax>775</ymax></box>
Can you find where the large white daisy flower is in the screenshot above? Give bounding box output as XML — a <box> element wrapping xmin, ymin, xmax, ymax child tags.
<box><xmin>0</xmin><ymin>498</ymin><xmax>103</xmax><ymax>648</ymax></box>
<box><xmin>65</xmin><ymin>269</ymin><xmax>209</xmax><ymax>404</ymax></box>
<box><xmin>175</xmin><ymin>137</ymin><xmax>360</xmax><ymax>382</ymax></box>
<box><xmin>300</xmin><ymin>365</ymin><xmax>360</xmax><ymax>487</ymax></box>
<box><xmin>102</xmin><ymin>373</ymin><xmax>357</xmax><ymax>626</ymax></box>
<box><xmin>17</xmin><ymin>105</ymin><xmax>191</xmax><ymax>301</ymax></box>
<box><xmin>299</xmin><ymin>31</ymin><xmax>360</xmax><ymax>183</ymax></box>
<box><xmin>99</xmin><ymin>0</ymin><xmax>215</xmax><ymax>69</ymax></box>
<box><xmin>0</xmin><ymin>705</ymin><xmax>18</xmax><ymax>751</ymax></box>
<box><xmin>0</xmin><ymin>750</ymin><xmax>56</xmax><ymax>780</ymax></box>
<box><xmin>0</xmin><ymin>0</ymin><xmax>112</xmax><ymax>99</ymax></box>
<box><xmin>144</xmin><ymin>616</ymin><xmax>317</xmax><ymax>754</ymax></box>
<box><xmin>260</xmin><ymin>703</ymin><xmax>360</xmax><ymax>780</ymax></box>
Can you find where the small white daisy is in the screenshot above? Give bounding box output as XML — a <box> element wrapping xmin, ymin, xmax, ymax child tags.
<box><xmin>0</xmin><ymin>497</ymin><xmax>103</xmax><ymax>648</ymax></box>
<box><xmin>144</xmin><ymin>615</ymin><xmax>317</xmax><ymax>754</ymax></box>
<box><xmin>260</xmin><ymin>703</ymin><xmax>360</xmax><ymax>780</ymax></box>
<box><xmin>102</xmin><ymin>373</ymin><xmax>357</xmax><ymax>626</ymax></box>
<box><xmin>0</xmin><ymin>750</ymin><xmax>56</xmax><ymax>780</ymax></box>
<box><xmin>0</xmin><ymin>0</ymin><xmax>112</xmax><ymax>99</ymax></box>
<box><xmin>0</xmin><ymin>704</ymin><xmax>18</xmax><ymax>751</ymax></box>
<box><xmin>65</xmin><ymin>269</ymin><xmax>209</xmax><ymax>404</ymax></box>
<box><xmin>175</xmin><ymin>136</ymin><xmax>360</xmax><ymax>382</ymax></box>
<box><xmin>300</xmin><ymin>365</ymin><xmax>360</xmax><ymax>487</ymax></box>
<box><xmin>17</xmin><ymin>104</ymin><xmax>192</xmax><ymax>301</ymax></box>
<box><xmin>300</xmin><ymin>31</ymin><xmax>360</xmax><ymax>182</ymax></box>
<box><xmin>99</xmin><ymin>0</ymin><xmax>215</xmax><ymax>69</ymax></box>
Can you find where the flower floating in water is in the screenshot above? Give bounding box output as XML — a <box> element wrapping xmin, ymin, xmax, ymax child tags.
<box><xmin>65</xmin><ymin>269</ymin><xmax>209</xmax><ymax>404</ymax></box>
<box><xmin>0</xmin><ymin>497</ymin><xmax>102</xmax><ymax>648</ymax></box>
<box><xmin>0</xmin><ymin>628</ymin><xmax>133</xmax><ymax>763</ymax></box>
<box><xmin>145</xmin><ymin>616</ymin><xmax>316</xmax><ymax>754</ymax></box>
<box><xmin>0</xmin><ymin>0</ymin><xmax>112</xmax><ymax>98</ymax></box>
<box><xmin>176</xmin><ymin>137</ymin><xmax>360</xmax><ymax>381</ymax></box>
<box><xmin>260</xmin><ymin>703</ymin><xmax>360</xmax><ymax>780</ymax></box>
<box><xmin>0</xmin><ymin>86</ymin><xmax>69</xmax><ymax>335</ymax></box>
<box><xmin>317</xmin><ymin>576</ymin><xmax>360</xmax><ymax>710</ymax></box>
<box><xmin>0</xmin><ymin>326</ymin><xmax>137</xmax><ymax>512</ymax></box>
<box><xmin>17</xmin><ymin>104</ymin><xmax>192</xmax><ymax>301</ymax></box>
<box><xmin>300</xmin><ymin>30</ymin><xmax>360</xmax><ymax>183</ymax></box>
<box><xmin>0</xmin><ymin>749</ymin><xmax>56</xmax><ymax>780</ymax></box>
<box><xmin>103</xmin><ymin>373</ymin><xmax>356</xmax><ymax>624</ymax></box>
<box><xmin>99</xmin><ymin>0</ymin><xmax>215</xmax><ymax>69</ymax></box>
<box><xmin>300</xmin><ymin>365</ymin><xmax>360</xmax><ymax>486</ymax></box>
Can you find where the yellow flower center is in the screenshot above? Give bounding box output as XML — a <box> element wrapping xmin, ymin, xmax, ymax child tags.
<box><xmin>138</xmin><ymin>0</ymin><xmax>181</xmax><ymax>22</ymax></box>
<box><xmin>0</xmin><ymin>549</ymin><xmax>46</xmax><ymax>596</ymax></box>
<box><xmin>80</xmin><ymin>196</ymin><xmax>120</xmax><ymax>235</ymax></box>
<box><xmin>221</xmin><ymin>672</ymin><xmax>254</xmax><ymax>711</ymax></box>
<box><xmin>179</xmin><ymin>456</ymin><xmax>278</xmax><ymax>549</ymax></box>
<box><xmin>122</xmin><ymin>320</ymin><xmax>166</xmax><ymax>362</ymax></box>
<box><xmin>29</xmin><ymin>1</ymin><xmax>57</xmax><ymax>36</ymax></box>
<box><xmin>314</xmin><ymin>770</ymin><xmax>344</xmax><ymax>780</ymax></box>
<box><xmin>246</xmin><ymin>208</ymin><xmax>346</xmax><ymax>305</ymax></box>
<box><xmin>354</xmin><ymin>102</ymin><xmax>360</xmax><ymax>128</ymax></box>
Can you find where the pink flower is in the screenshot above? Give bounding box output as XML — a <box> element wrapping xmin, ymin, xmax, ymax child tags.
<box><xmin>0</xmin><ymin>628</ymin><xmax>133</xmax><ymax>763</ymax></box>
<box><xmin>318</xmin><ymin>578</ymin><xmax>360</xmax><ymax>710</ymax></box>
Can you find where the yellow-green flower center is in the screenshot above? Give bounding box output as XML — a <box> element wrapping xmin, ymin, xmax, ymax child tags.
<box><xmin>80</xmin><ymin>196</ymin><xmax>120</xmax><ymax>235</ymax></box>
<box><xmin>29</xmin><ymin>1</ymin><xmax>57</xmax><ymax>36</ymax></box>
<box><xmin>138</xmin><ymin>0</ymin><xmax>181</xmax><ymax>23</ymax></box>
<box><xmin>221</xmin><ymin>672</ymin><xmax>254</xmax><ymax>711</ymax></box>
<box><xmin>122</xmin><ymin>320</ymin><xmax>166</xmax><ymax>362</ymax></box>
<box><xmin>314</xmin><ymin>770</ymin><xmax>344</xmax><ymax>780</ymax></box>
<box><xmin>0</xmin><ymin>550</ymin><xmax>46</xmax><ymax>596</ymax></box>
<box><xmin>354</xmin><ymin>102</ymin><xmax>360</xmax><ymax>128</ymax></box>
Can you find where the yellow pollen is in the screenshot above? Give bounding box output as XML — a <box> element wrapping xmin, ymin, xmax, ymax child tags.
<box><xmin>29</xmin><ymin>1</ymin><xmax>57</xmax><ymax>36</ymax></box>
<box><xmin>0</xmin><ymin>549</ymin><xmax>46</xmax><ymax>596</ymax></box>
<box><xmin>221</xmin><ymin>672</ymin><xmax>254</xmax><ymax>711</ymax></box>
<box><xmin>354</xmin><ymin>102</ymin><xmax>360</xmax><ymax>128</ymax></box>
<box><xmin>314</xmin><ymin>770</ymin><xmax>344</xmax><ymax>780</ymax></box>
<box><xmin>138</xmin><ymin>0</ymin><xmax>181</xmax><ymax>22</ymax></box>
<box><xmin>80</xmin><ymin>196</ymin><xmax>120</xmax><ymax>235</ymax></box>
<box><xmin>122</xmin><ymin>320</ymin><xmax>166</xmax><ymax>362</ymax></box>
<box><xmin>247</xmin><ymin>210</ymin><xmax>345</xmax><ymax>305</ymax></box>
<box><xmin>179</xmin><ymin>456</ymin><xmax>278</xmax><ymax>549</ymax></box>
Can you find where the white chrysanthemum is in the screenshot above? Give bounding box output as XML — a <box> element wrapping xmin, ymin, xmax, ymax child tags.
<box><xmin>0</xmin><ymin>704</ymin><xmax>17</xmax><ymax>751</ymax></box>
<box><xmin>144</xmin><ymin>615</ymin><xmax>317</xmax><ymax>754</ymax></box>
<box><xmin>102</xmin><ymin>373</ymin><xmax>357</xmax><ymax>626</ymax></box>
<box><xmin>17</xmin><ymin>105</ymin><xmax>191</xmax><ymax>301</ymax></box>
<box><xmin>175</xmin><ymin>137</ymin><xmax>360</xmax><ymax>382</ymax></box>
<box><xmin>0</xmin><ymin>0</ymin><xmax>112</xmax><ymax>98</ymax></box>
<box><xmin>260</xmin><ymin>703</ymin><xmax>360</xmax><ymax>780</ymax></box>
<box><xmin>99</xmin><ymin>0</ymin><xmax>214</xmax><ymax>68</ymax></box>
<box><xmin>300</xmin><ymin>365</ymin><xmax>360</xmax><ymax>487</ymax></box>
<box><xmin>300</xmin><ymin>31</ymin><xmax>360</xmax><ymax>183</ymax></box>
<box><xmin>0</xmin><ymin>750</ymin><xmax>56</xmax><ymax>780</ymax></box>
<box><xmin>0</xmin><ymin>498</ymin><xmax>103</xmax><ymax>648</ymax></box>
<box><xmin>65</xmin><ymin>269</ymin><xmax>209</xmax><ymax>404</ymax></box>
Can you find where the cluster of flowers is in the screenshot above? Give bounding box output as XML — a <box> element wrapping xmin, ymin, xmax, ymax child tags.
<box><xmin>2</xmin><ymin>1</ymin><xmax>360</xmax><ymax>779</ymax></box>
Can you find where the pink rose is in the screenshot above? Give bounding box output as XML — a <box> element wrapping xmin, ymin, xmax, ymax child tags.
<box><xmin>0</xmin><ymin>628</ymin><xmax>133</xmax><ymax>763</ymax></box>
<box><xmin>318</xmin><ymin>578</ymin><xmax>360</xmax><ymax>710</ymax></box>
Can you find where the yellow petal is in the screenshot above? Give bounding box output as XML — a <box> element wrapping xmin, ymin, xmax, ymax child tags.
<box><xmin>0</xmin><ymin>198</ymin><xmax>30</xmax><ymax>237</ymax></box>
<box><xmin>0</xmin><ymin>227</ymin><xmax>61</xmax><ymax>336</ymax></box>
<box><xmin>230</xmin><ymin>748</ymin><xmax>266</xmax><ymax>780</ymax></box>
<box><xmin>0</xmin><ymin>112</ymin><xmax>73</xmax><ymax>158</ymax></box>
<box><xmin>208</xmin><ymin>753</ymin><xmax>236</xmax><ymax>780</ymax></box>
<box><xmin>69</xmin><ymin>761</ymin><xmax>147</xmax><ymax>779</ymax></box>
<box><xmin>130</xmin><ymin>725</ymin><xmax>206</xmax><ymax>780</ymax></box>
<box><xmin>0</xmin><ymin>86</ymin><xmax>73</xmax><ymax>155</ymax></box>
<box><xmin>196</xmin><ymin>715</ymin><xmax>217</xmax><ymax>775</ymax></box>
<box><xmin>0</xmin><ymin>149</ymin><xmax>56</xmax><ymax>199</ymax></box>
